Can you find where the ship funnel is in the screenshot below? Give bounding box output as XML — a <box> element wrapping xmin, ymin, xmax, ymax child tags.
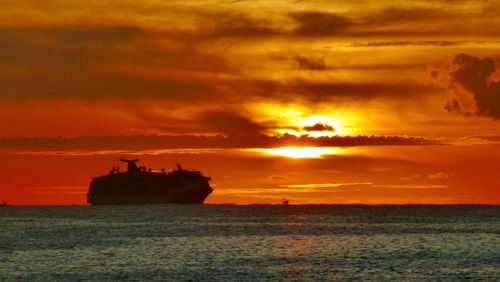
<box><xmin>120</xmin><ymin>158</ymin><xmax>140</xmax><ymax>172</ymax></box>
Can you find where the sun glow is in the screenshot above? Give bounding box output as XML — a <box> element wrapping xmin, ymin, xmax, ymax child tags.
<box><xmin>250</xmin><ymin>102</ymin><xmax>361</xmax><ymax>137</ymax></box>
<box><xmin>256</xmin><ymin>147</ymin><xmax>341</xmax><ymax>158</ymax></box>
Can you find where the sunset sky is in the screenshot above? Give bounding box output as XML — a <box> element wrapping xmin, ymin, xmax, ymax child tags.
<box><xmin>1</xmin><ymin>0</ymin><xmax>499</xmax><ymax>205</ymax></box>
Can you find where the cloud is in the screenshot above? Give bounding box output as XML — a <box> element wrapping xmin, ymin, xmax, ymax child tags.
<box><xmin>282</xmin><ymin>182</ymin><xmax>372</xmax><ymax>188</ymax></box>
<box><xmin>203</xmin><ymin>78</ymin><xmax>439</xmax><ymax>104</ymax></box>
<box><xmin>269</xmin><ymin>175</ymin><xmax>287</xmax><ymax>180</ymax></box>
<box><xmin>0</xmin><ymin>26</ymin><xmax>230</xmax><ymax>100</ymax></box>
<box><xmin>284</xmin><ymin>80</ymin><xmax>440</xmax><ymax>101</ymax></box>
<box><xmin>280</xmin><ymin>182</ymin><xmax>448</xmax><ymax>192</ymax></box>
<box><xmin>443</xmin><ymin>53</ymin><xmax>500</xmax><ymax>119</ymax></box>
<box><xmin>351</xmin><ymin>40</ymin><xmax>465</xmax><ymax>47</ymax></box>
<box><xmin>294</xmin><ymin>56</ymin><xmax>327</xmax><ymax>70</ymax></box>
<box><xmin>289</xmin><ymin>11</ymin><xmax>351</xmax><ymax>36</ymax></box>
<box><xmin>0</xmin><ymin>26</ymin><xmax>145</xmax><ymax>66</ymax></box>
<box><xmin>399</xmin><ymin>174</ymin><xmax>421</xmax><ymax>181</ymax></box>
<box><xmin>188</xmin><ymin>7</ymin><xmax>500</xmax><ymax>40</ymax></box>
<box><xmin>198</xmin><ymin>111</ymin><xmax>265</xmax><ymax>136</ymax></box>
<box><xmin>428</xmin><ymin>172</ymin><xmax>452</xmax><ymax>179</ymax></box>
<box><xmin>373</xmin><ymin>184</ymin><xmax>447</xmax><ymax>189</ymax></box>
<box><xmin>5</xmin><ymin>23</ymin><xmax>446</xmax><ymax>104</ymax></box>
<box><xmin>286</xmin><ymin>8</ymin><xmax>498</xmax><ymax>39</ymax></box>
<box><xmin>42</xmin><ymin>26</ymin><xmax>146</xmax><ymax>44</ymax></box>
<box><xmin>303</xmin><ymin>123</ymin><xmax>335</xmax><ymax>132</ymax></box>
<box><xmin>466</xmin><ymin>135</ymin><xmax>500</xmax><ymax>142</ymax></box>
<box><xmin>195</xmin><ymin>11</ymin><xmax>280</xmax><ymax>39</ymax></box>
<box><xmin>0</xmin><ymin>134</ymin><xmax>438</xmax><ymax>151</ymax></box>
<box><xmin>3</xmin><ymin>4</ymin><xmax>498</xmax><ymax>140</ymax></box>
<box><xmin>368</xmin><ymin>8</ymin><xmax>447</xmax><ymax>25</ymax></box>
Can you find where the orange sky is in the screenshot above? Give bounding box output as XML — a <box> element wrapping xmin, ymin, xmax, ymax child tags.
<box><xmin>1</xmin><ymin>0</ymin><xmax>499</xmax><ymax>205</ymax></box>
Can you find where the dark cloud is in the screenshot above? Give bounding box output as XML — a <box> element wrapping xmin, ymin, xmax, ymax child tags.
<box><xmin>351</xmin><ymin>40</ymin><xmax>465</xmax><ymax>47</ymax></box>
<box><xmin>40</xmin><ymin>26</ymin><xmax>146</xmax><ymax>44</ymax></box>
<box><xmin>288</xmin><ymin>55</ymin><xmax>425</xmax><ymax>71</ymax></box>
<box><xmin>0</xmin><ymin>72</ymin><xmax>211</xmax><ymax>100</ymax></box>
<box><xmin>204</xmin><ymin>78</ymin><xmax>441</xmax><ymax>104</ymax></box>
<box><xmin>0</xmin><ymin>134</ymin><xmax>438</xmax><ymax>151</ymax></box>
<box><xmin>0</xmin><ymin>26</ymin><xmax>230</xmax><ymax>100</ymax></box>
<box><xmin>198</xmin><ymin>111</ymin><xmax>265</xmax><ymax>136</ymax></box>
<box><xmin>0</xmin><ymin>22</ymin><xmax>440</xmax><ymax>104</ymax></box>
<box><xmin>0</xmin><ymin>23</ymin><xmax>440</xmax><ymax>105</ymax></box>
<box><xmin>196</xmin><ymin>12</ymin><xmax>280</xmax><ymax>39</ymax></box>
<box><xmin>303</xmin><ymin>123</ymin><xmax>335</xmax><ymax>132</ymax></box>
<box><xmin>269</xmin><ymin>175</ymin><xmax>287</xmax><ymax>180</ymax></box>
<box><xmin>289</xmin><ymin>11</ymin><xmax>352</xmax><ymax>36</ymax></box>
<box><xmin>284</xmin><ymin>80</ymin><xmax>440</xmax><ymax>101</ymax></box>
<box><xmin>287</xmin><ymin>8</ymin><xmax>500</xmax><ymax>38</ymax></box>
<box><xmin>191</xmin><ymin>8</ymin><xmax>499</xmax><ymax>39</ymax></box>
<box><xmin>0</xmin><ymin>26</ymin><xmax>146</xmax><ymax>66</ymax></box>
<box><xmin>294</xmin><ymin>56</ymin><xmax>327</xmax><ymax>70</ymax></box>
<box><xmin>445</xmin><ymin>53</ymin><xmax>500</xmax><ymax>119</ymax></box>
<box><xmin>369</xmin><ymin>8</ymin><xmax>447</xmax><ymax>24</ymax></box>
<box><xmin>443</xmin><ymin>99</ymin><xmax>468</xmax><ymax>116</ymax></box>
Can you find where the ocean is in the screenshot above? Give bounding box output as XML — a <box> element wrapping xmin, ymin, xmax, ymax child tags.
<box><xmin>1</xmin><ymin>205</ymin><xmax>499</xmax><ymax>281</ymax></box>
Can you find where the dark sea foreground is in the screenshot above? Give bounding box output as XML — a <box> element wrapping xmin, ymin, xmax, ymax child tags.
<box><xmin>1</xmin><ymin>205</ymin><xmax>499</xmax><ymax>281</ymax></box>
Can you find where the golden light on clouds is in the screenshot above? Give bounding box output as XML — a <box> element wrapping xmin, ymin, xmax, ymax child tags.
<box><xmin>256</xmin><ymin>147</ymin><xmax>341</xmax><ymax>158</ymax></box>
<box><xmin>253</xmin><ymin>102</ymin><xmax>356</xmax><ymax>137</ymax></box>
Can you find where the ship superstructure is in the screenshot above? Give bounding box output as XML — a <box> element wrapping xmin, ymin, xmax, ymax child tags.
<box><xmin>87</xmin><ymin>159</ymin><xmax>213</xmax><ymax>205</ymax></box>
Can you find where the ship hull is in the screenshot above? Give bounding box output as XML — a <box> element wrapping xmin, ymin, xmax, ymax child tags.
<box><xmin>87</xmin><ymin>189</ymin><xmax>212</xmax><ymax>205</ymax></box>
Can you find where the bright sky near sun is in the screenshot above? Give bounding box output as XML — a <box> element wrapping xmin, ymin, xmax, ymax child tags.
<box><xmin>0</xmin><ymin>0</ymin><xmax>499</xmax><ymax>205</ymax></box>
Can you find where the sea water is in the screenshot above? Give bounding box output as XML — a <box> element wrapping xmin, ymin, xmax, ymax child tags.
<box><xmin>1</xmin><ymin>205</ymin><xmax>499</xmax><ymax>281</ymax></box>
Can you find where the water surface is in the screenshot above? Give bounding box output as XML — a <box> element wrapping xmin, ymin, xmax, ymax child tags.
<box><xmin>1</xmin><ymin>205</ymin><xmax>499</xmax><ymax>280</ymax></box>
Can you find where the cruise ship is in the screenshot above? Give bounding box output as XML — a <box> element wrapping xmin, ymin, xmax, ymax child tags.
<box><xmin>87</xmin><ymin>159</ymin><xmax>213</xmax><ymax>205</ymax></box>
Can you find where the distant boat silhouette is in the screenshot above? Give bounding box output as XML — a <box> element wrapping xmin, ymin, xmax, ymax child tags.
<box><xmin>282</xmin><ymin>199</ymin><xmax>289</xmax><ymax>205</ymax></box>
<box><xmin>87</xmin><ymin>159</ymin><xmax>213</xmax><ymax>205</ymax></box>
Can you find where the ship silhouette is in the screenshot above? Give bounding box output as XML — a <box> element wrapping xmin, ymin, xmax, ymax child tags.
<box><xmin>87</xmin><ymin>159</ymin><xmax>213</xmax><ymax>205</ymax></box>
